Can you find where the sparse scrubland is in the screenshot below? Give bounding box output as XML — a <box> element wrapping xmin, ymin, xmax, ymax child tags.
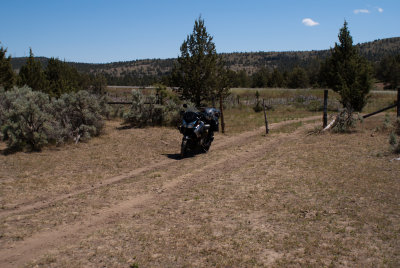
<box><xmin>1</xmin><ymin>18</ymin><xmax>399</xmax><ymax>268</ymax></box>
<box><xmin>0</xmin><ymin>87</ymin><xmax>399</xmax><ymax>267</ymax></box>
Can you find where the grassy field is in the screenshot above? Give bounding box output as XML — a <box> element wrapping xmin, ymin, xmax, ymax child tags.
<box><xmin>224</xmin><ymin>87</ymin><xmax>398</xmax><ymax>133</ymax></box>
<box><xmin>0</xmin><ymin>87</ymin><xmax>399</xmax><ymax>267</ymax></box>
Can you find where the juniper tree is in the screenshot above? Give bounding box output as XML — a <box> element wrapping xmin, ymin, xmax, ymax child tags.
<box><xmin>320</xmin><ymin>21</ymin><xmax>372</xmax><ymax>111</ymax></box>
<box><xmin>377</xmin><ymin>54</ymin><xmax>400</xmax><ymax>89</ymax></box>
<box><xmin>45</xmin><ymin>58</ymin><xmax>82</xmax><ymax>97</ymax></box>
<box><xmin>18</xmin><ymin>48</ymin><xmax>48</xmax><ymax>91</ymax></box>
<box><xmin>172</xmin><ymin>16</ymin><xmax>222</xmax><ymax>107</ymax></box>
<box><xmin>288</xmin><ymin>67</ymin><xmax>309</xmax><ymax>88</ymax></box>
<box><xmin>0</xmin><ymin>45</ymin><xmax>15</xmax><ymax>90</ymax></box>
<box><xmin>269</xmin><ymin>68</ymin><xmax>284</xmax><ymax>88</ymax></box>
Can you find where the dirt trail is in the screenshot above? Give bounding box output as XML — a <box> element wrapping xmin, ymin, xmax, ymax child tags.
<box><xmin>0</xmin><ymin>116</ymin><xmax>319</xmax><ymax>267</ymax></box>
<box><xmin>0</xmin><ymin>116</ymin><xmax>319</xmax><ymax>219</ymax></box>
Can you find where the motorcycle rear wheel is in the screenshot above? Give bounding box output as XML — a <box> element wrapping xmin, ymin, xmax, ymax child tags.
<box><xmin>201</xmin><ymin>136</ymin><xmax>212</xmax><ymax>153</ymax></box>
<box><xmin>201</xmin><ymin>143</ymin><xmax>210</xmax><ymax>153</ymax></box>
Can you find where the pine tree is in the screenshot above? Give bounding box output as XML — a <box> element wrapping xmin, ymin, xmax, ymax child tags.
<box><xmin>18</xmin><ymin>48</ymin><xmax>48</xmax><ymax>91</ymax></box>
<box><xmin>0</xmin><ymin>46</ymin><xmax>15</xmax><ymax>90</ymax></box>
<box><xmin>320</xmin><ymin>21</ymin><xmax>372</xmax><ymax>111</ymax></box>
<box><xmin>377</xmin><ymin>54</ymin><xmax>400</xmax><ymax>89</ymax></box>
<box><xmin>172</xmin><ymin>16</ymin><xmax>221</xmax><ymax>107</ymax></box>
<box><xmin>288</xmin><ymin>67</ymin><xmax>308</xmax><ymax>88</ymax></box>
<box><xmin>269</xmin><ymin>68</ymin><xmax>284</xmax><ymax>88</ymax></box>
<box><xmin>251</xmin><ymin>67</ymin><xmax>269</xmax><ymax>88</ymax></box>
<box><xmin>45</xmin><ymin>58</ymin><xmax>79</xmax><ymax>97</ymax></box>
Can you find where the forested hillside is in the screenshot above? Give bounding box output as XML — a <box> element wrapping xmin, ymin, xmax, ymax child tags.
<box><xmin>10</xmin><ymin>37</ymin><xmax>400</xmax><ymax>87</ymax></box>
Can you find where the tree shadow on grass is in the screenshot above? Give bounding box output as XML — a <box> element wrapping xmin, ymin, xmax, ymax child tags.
<box><xmin>116</xmin><ymin>125</ymin><xmax>133</xmax><ymax>130</ymax></box>
<box><xmin>0</xmin><ymin>146</ymin><xmax>31</xmax><ymax>156</ymax></box>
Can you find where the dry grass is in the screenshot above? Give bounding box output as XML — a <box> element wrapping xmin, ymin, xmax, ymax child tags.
<box><xmin>231</xmin><ymin>87</ymin><xmax>340</xmax><ymax>100</ymax></box>
<box><xmin>224</xmin><ymin>105</ymin><xmax>319</xmax><ymax>133</ymax></box>
<box><xmin>230</xmin><ymin>87</ymin><xmax>398</xmax><ymax>115</ymax></box>
<box><xmin>0</xmin><ymin>110</ymin><xmax>399</xmax><ymax>267</ymax></box>
<box><xmin>0</xmin><ymin>120</ymin><xmax>180</xmax><ymax>210</ymax></box>
<box><xmin>364</xmin><ymin>91</ymin><xmax>398</xmax><ymax>113</ymax></box>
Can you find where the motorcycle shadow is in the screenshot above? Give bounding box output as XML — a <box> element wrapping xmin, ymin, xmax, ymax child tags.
<box><xmin>162</xmin><ymin>152</ymin><xmax>196</xmax><ymax>160</ymax></box>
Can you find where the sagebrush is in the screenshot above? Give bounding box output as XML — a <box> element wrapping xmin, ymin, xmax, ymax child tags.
<box><xmin>123</xmin><ymin>90</ymin><xmax>182</xmax><ymax>127</ymax></box>
<box><xmin>0</xmin><ymin>86</ymin><xmax>107</xmax><ymax>151</ymax></box>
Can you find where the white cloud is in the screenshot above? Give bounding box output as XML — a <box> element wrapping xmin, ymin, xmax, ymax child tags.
<box><xmin>377</xmin><ymin>7</ymin><xmax>384</xmax><ymax>13</ymax></box>
<box><xmin>302</xmin><ymin>18</ymin><xmax>319</xmax><ymax>27</ymax></box>
<box><xmin>354</xmin><ymin>9</ymin><xmax>370</xmax><ymax>14</ymax></box>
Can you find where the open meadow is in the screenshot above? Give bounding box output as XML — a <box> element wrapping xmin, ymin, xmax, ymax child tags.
<box><xmin>0</xmin><ymin>88</ymin><xmax>399</xmax><ymax>267</ymax></box>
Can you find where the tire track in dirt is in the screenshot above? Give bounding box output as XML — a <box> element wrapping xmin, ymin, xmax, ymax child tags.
<box><xmin>0</xmin><ymin>120</ymin><xmax>319</xmax><ymax>268</ymax></box>
<box><xmin>0</xmin><ymin>116</ymin><xmax>319</xmax><ymax>219</ymax></box>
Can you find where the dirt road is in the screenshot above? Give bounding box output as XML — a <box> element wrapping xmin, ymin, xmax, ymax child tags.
<box><xmin>0</xmin><ymin>115</ymin><xmax>399</xmax><ymax>267</ymax></box>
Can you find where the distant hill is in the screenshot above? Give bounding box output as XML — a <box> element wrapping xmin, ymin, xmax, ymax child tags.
<box><xmin>11</xmin><ymin>37</ymin><xmax>400</xmax><ymax>80</ymax></box>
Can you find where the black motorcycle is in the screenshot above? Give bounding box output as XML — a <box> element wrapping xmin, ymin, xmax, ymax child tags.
<box><xmin>178</xmin><ymin>106</ymin><xmax>220</xmax><ymax>158</ymax></box>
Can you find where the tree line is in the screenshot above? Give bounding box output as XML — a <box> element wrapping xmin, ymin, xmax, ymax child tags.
<box><xmin>1</xmin><ymin>48</ymin><xmax>107</xmax><ymax>96</ymax></box>
<box><xmin>0</xmin><ymin>17</ymin><xmax>390</xmax><ymax>153</ymax></box>
<box><xmin>91</xmin><ymin>48</ymin><xmax>400</xmax><ymax>90</ymax></box>
<box><xmin>1</xmin><ymin>46</ymin><xmax>109</xmax><ymax>152</ymax></box>
<box><xmin>170</xmin><ymin>18</ymin><xmax>373</xmax><ymax>113</ymax></box>
<box><xmin>6</xmin><ymin>37</ymin><xmax>400</xmax><ymax>90</ymax></box>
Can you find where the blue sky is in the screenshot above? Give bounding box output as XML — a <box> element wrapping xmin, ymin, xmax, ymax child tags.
<box><xmin>1</xmin><ymin>0</ymin><xmax>399</xmax><ymax>63</ymax></box>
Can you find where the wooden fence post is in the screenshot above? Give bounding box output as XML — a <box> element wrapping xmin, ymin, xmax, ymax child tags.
<box><xmin>220</xmin><ymin>94</ymin><xmax>225</xmax><ymax>134</ymax></box>
<box><xmin>397</xmin><ymin>87</ymin><xmax>400</xmax><ymax>118</ymax></box>
<box><xmin>263</xmin><ymin>99</ymin><xmax>269</xmax><ymax>134</ymax></box>
<box><xmin>323</xmin><ymin>89</ymin><xmax>328</xmax><ymax>128</ymax></box>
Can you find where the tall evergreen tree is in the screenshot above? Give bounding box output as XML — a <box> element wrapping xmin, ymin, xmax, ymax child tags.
<box><xmin>377</xmin><ymin>54</ymin><xmax>400</xmax><ymax>89</ymax></box>
<box><xmin>0</xmin><ymin>45</ymin><xmax>15</xmax><ymax>90</ymax></box>
<box><xmin>45</xmin><ymin>58</ymin><xmax>87</xmax><ymax>97</ymax></box>
<box><xmin>288</xmin><ymin>67</ymin><xmax>309</xmax><ymax>88</ymax></box>
<box><xmin>45</xmin><ymin>58</ymin><xmax>71</xmax><ymax>97</ymax></box>
<box><xmin>251</xmin><ymin>67</ymin><xmax>269</xmax><ymax>88</ymax></box>
<box><xmin>320</xmin><ymin>21</ymin><xmax>372</xmax><ymax>111</ymax></box>
<box><xmin>237</xmin><ymin>70</ymin><xmax>250</xmax><ymax>88</ymax></box>
<box><xmin>172</xmin><ymin>16</ymin><xmax>221</xmax><ymax>107</ymax></box>
<box><xmin>269</xmin><ymin>68</ymin><xmax>284</xmax><ymax>88</ymax></box>
<box><xmin>90</xmin><ymin>74</ymin><xmax>107</xmax><ymax>95</ymax></box>
<box><xmin>18</xmin><ymin>48</ymin><xmax>47</xmax><ymax>91</ymax></box>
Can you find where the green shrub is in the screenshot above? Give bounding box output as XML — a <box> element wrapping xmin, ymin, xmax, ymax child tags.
<box><xmin>389</xmin><ymin>132</ymin><xmax>397</xmax><ymax>146</ymax></box>
<box><xmin>51</xmin><ymin>90</ymin><xmax>105</xmax><ymax>143</ymax></box>
<box><xmin>163</xmin><ymin>99</ymin><xmax>182</xmax><ymax>127</ymax></box>
<box><xmin>331</xmin><ymin>108</ymin><xmax>361</xmax><ymax>133</ymax></box>
<box><xmin>395</xmin><ymin>118</ymin><xmax>400</xmax><ymax>136</ymax></box>
<box><xmin>253</xmin><ymin>102</ymin><xmax>263</xmax><ymax>113</ymax></box>
<box><xmin>0</xmin><ymin>88</ymin><xmax>6</xmax><ymax>139</ymax></box>
<box><xmin>123</xmin><ymin>90</ymin><xmax>182</xmax><ymax>127</ymax></box>
<box><xmin>389</xmin><ymin>119</ymin><xmax>400</xmax><ymax>154</ymax></box>
<box><xmin>382</xmin><ymin>114</ymin><xmax>392</xmax><ymax>131</ymax></box>
<box><xmin>0</xmin><ymin>87</ymin><xmax>107</xmax><ymax>151</ymax></box>
<box><xmin>253</xmin><ymin>90</ymin><xmax>263</xmax><ymax>113</ymax></box>
<box><xmin>123</xmin><ymin>90</ymin><xmax>152</xmax><ymax>127</ymax></box>
<box><xmin>0</xmin><ymin>86</ymin><xmax>55</xmax><ymax>151</ymax></box>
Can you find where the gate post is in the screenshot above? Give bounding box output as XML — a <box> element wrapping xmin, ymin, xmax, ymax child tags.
<box><xmin>263</xmin><ymin>99</ymin><xmax>269</xmax><ymax>134</ymax></box>
<box><xmin>220</xmin><ymin>94</ymin><xmax>225</xmax><ymax>133</ymax></box>
<box><xmin>323</xmin><ymin>89</ymin><xmax>328</xmax><ymax>128</ymax></box>
<box><xmin>397</xmin><ymin>87</ymin><xmax>400</xmax><ymax>118</ymax></box>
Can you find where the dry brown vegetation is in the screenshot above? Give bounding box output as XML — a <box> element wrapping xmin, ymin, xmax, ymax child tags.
<box><xmin>0</xmin><ymin>111</ymin><xmax>399</xmax><ymax>267</ymax></box>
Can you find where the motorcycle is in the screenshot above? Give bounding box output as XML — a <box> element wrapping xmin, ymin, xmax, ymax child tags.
<box><xmin>178</xmin><ymin>106</ymin><xmax>220</xmax><ymax>158</ymax></box>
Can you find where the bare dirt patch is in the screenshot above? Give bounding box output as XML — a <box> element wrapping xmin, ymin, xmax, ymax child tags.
<box><xmin>0</xmin><ymin>115</ymin><xmax>399</xmax><ymax>267</ymax></box>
